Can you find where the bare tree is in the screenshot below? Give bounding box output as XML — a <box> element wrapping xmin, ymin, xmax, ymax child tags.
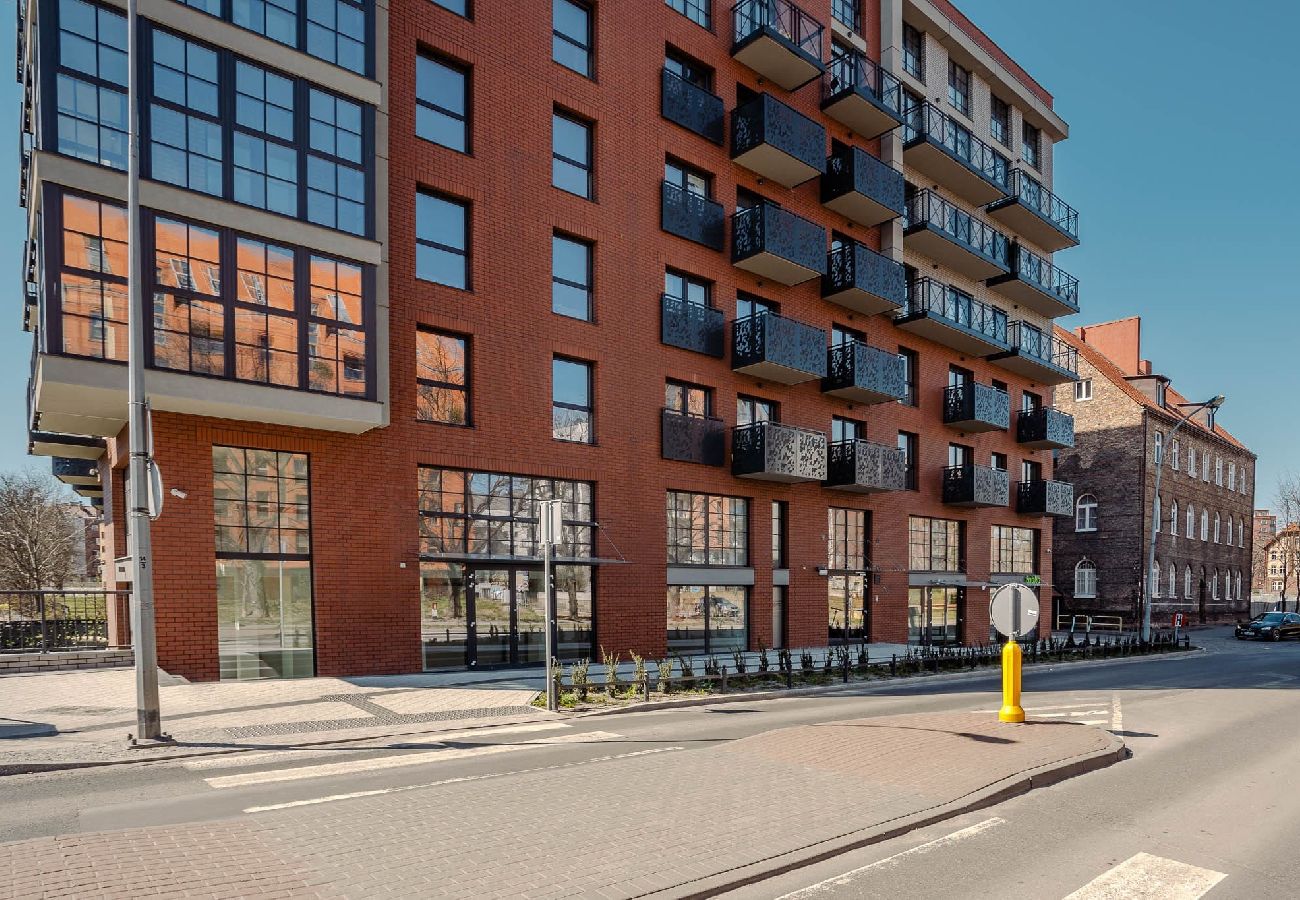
<box><xmin>0</xmin><ymin>471</ymin><xmax>83</xmax><ymax>591</ymax></box>
<box><xmin>1270</xmin><ymin>475</ymin><xmax>1300</xmax><ymax>612</ymax></box>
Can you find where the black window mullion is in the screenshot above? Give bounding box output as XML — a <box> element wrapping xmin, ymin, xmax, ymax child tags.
<box><xmin>220</xmin><ymin>225</ymin><xmax>237</xmax><ymax>381</ymax></box>
<box><xmin>295</xmin><ymin>246</ymin><xmax>309</xmax><ymax>390</ymax></box>
<box><xmin>295</xmin><ymin>79</ymin><xmax>309</xmax><ymax>221</ymax></box>
<box><xmin>219</xmin><ymin>50</ymin><xmax>236</xmax><ymax>207</ymax></box>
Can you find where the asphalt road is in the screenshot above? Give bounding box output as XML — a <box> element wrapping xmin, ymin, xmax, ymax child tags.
<box><xmin>2</xmin><ymin>626</ymin><xmax>1297</xmax><ymax>898</ymax></box>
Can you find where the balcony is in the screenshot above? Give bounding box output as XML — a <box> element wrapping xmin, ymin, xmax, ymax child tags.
<box><xmin>662</xmin><ymin>409</ymin><xmax>726</xmax><ymax>467</ymax></box>
<box><xmin>986</xmin><ymin>169</ymin><xmax>1079</xmax><ymax>252</ymax></box>
<box><xmin>987</xmin><ymin>246</ymin><xmax>1079</xmax><ymax>320</ymax></box>
<box><xmin>902</xmin><ymin>103</ymin><xmax>1010</xmax><ymax>205</ymax></box>
<box><xmin>1016</xmin><ymin>406</ymin><xmax>1075</xmax><ymax>450</ymax></box>
<box><xmin>732</xmin><ymin>421</ymin><xmax>828</xmax><ymax>483</ymax></box>
<box><xmin>29</xmin><ymin>431</ymin><xmax>105</xmax><ymax>459</ymax></box>
<box><xmin>897</xmin><ymin>278</ymin><xmax>1011</xmax><ymax>357</ymax></box>
<box><xmin>943</xmin><ymin>382</ymin><xmax>1010</xmax><ymax>434</ymax></box>
<box><xmin>825</xmin><ymin>439</ymin><xmax>907</xmax><ymax>494</ymax></box>
<box><xmin>821</xmin><ymin>142</ymin><xmax>904</xmax><ymax>227</ymax></box>
<box><xmin>52</xmin><ymin>456</ymin><xmax>99</xmax><ymax>487</ymax></box>
<box><xmin>1016</xmin><ymin>479</ymin><xmax>1074</xmax><ymax>518</ymax></box>
<box><xmin>821</xmin><ymin>50</ymin><xmax>903</xmax><ymax>139</ymax></box>
<box><xmin>661</xmin><ymin>67</ymin><xmax>725</xmax><ymax>145</ymax></box>
<box><xmin>661</xmin><ymin>181</ymin><xmax>725</xmax><ymax>250</ymax></box>
<box><xmin>822</xmin><ymin>340</ymin><xmax>905</xmax><ymax>404</ymax></box>
<box><xmin>661</xmin><ymin>294</ymin><xmax>725</xmax><ymax>358</ymax></box>
<box><xmin>822</xmin><ymin>242</ymin><xmax>905</xmax><ymax>317</ymax></box>
<box><xmin>731</xmin><ymin>93</ymin><xmax>826</xmax><ymax>188</ymax></box>
<box><xmin>988</xmin><ymin>322</ymin><xmax>1079</xmax><ymax>386</ymax></box>
<box><xmin>942</xmin><ymin>464</ymin><xmax>1010</xmax><ymax>508</ymax></box>
<box><xmin>903</xmin><ymin>190</ymin><xmax>1010</xmax><ymax>280</ymax></box>
<box><xmin>732</xmin><ymin>311</ymin><xmax>827</xmax><ymax>384</ymax></box>
<box><xmin>731</xmin><ymin>0</ymin><xmax>825</xmax><ymax>91</ymax></box>
<box><xmin>732</xmin><ymin>202</ymin><xmax>827</xmax><ymax>285</ymax></box>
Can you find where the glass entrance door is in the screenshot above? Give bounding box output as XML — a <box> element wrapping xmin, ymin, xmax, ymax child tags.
<box><xmin>828</xmin><ymin>574</ymin><xmax>867</xmax><ymax>643</ymax></box>
<box><xmin>473</xmin><ymin>569</ymin><xmax>513</xmax><ymax>666</ymax></box>
<box><xmin>907</xmin><ymin>587</ymin><xmax>964</xmax><ymax>646</ymax></box>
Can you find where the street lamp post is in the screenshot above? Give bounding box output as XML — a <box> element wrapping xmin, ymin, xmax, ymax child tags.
<box><xmin>1143</xmin><ymin>395</ymin><xmax>1225</xmax><ymax>643</ymax></box>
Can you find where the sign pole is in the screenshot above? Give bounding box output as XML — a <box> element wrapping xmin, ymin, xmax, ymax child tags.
<box><xmin>991</xmin><ymin>583</ymin><xmax>1037</xmax><ymax>725</ymax></box>
<box><xmin>541</xmin><ymin>500</ymin><xmax>560</xmax><ymax>712</ymax></box>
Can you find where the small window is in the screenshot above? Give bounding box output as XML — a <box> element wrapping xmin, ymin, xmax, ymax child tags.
<box><xmin>898</xmin><ymin>348</ymin><xmax>919</xmax><ymax>407</ymax></box>
<box><xmin>990</xmin><ymin>452</ymin><xmax>1007</xmax><ymax>472</ymax></box>
<box><xmin>1228</xmin><ymin>461</ymin><xmax>1237</xmax><ymax>490</ymax></box>
<box><xmin>666</xmin><ymin>0</ymin><xmax>709</xmax><ymax>29</ymax></box>
<box><xmin>1074</xmin><ymin>379</ymin><xmax>1093</xmax><ymax>401</ymax></box>
<box><xmin>831</xmin><ymin>416</ymin><xmax>861</xmax><ymax>443</ymax></box>
<box><xmin>1170</xmin><ymin>500</ymin><xmax>1179</xmax><ymax>536</ymax></box>
<box><xmin>1022</xmin><ymin>120</ymin><xmax>1041</xmax><ymax>169</ymax></box>
<box><xmin>947</xmin><ymin>60</ymin><xmax>970</xmax><ymax>116</ymax></box>
<box><xmin>1074</xmin><ymin>560</ymin><xmax>1096</xmax><ymax>598</ymax></box>
<box><xmin>553</xmin><ymin>111</ymin><xmax>593</xmax><ymax>198</ymax></box>
<box><xmin>737</xmin><ymin>395</ymin><xmax>775</xmax><ymax>427</ymax></box>
<box><xmin>664</xmin><ymin>269</ymin><xmax>710</xmax><ymax>307</ymax></box>
<box><xmin>664</xmin><ymin>49</ymin><xmax>712</xmax><ymax>90</ymax></box>
<box><xmin>1167</xmin><ymin>564</ymin><xmax>1176</xmax><ymax>599</ymax></box>
<box><xmin>1186</xmin><ymin>503</ymin><xmax>1195</xmax><ymax>538</ymax></box>
<box><xmin>1215</xmin><ymin>456</ymin><xmax>1223</xmax><ymax>486</ymax></box>
<box><xmin>1171</xmin><ymin>439</ymin><xmax>1180</xmax><ymax>470</ymax></box>
<box><xmin>898</xmin><ymin>431</ymin><xmax>918</xmax><ymax>490</ymax></box>
<box><xmin>665</xmin><ymin>158</ymin><xmax>711</xmax><ymax>198</ymax></box>
<box><xmin>1184</xmin><ymin>566</ymin><xmax>1193</xmax><ymax>600</ymax></box>
<box><xmin>832</xmin><ymin>0</ymin><xmax>859</xmax><ymax>32</ymax></box>
<box><xmin>1214</xmin><ymin>513</ymin><xmax>1221</xmax><ymax>544</ymax></box>
<box><xmin>1075</xmin><ymin>494</ymin><xmax>1098</xmax><ymax>532</ymax></box>
<box><xmin>1154</xmin><ymin>432</ymin><xmax>1164</xmax><ymax>465</ymax></box>
<box><xmin>416</xmin><ymin>329</ymin><xmax>469</xmax><ymax>425</ymax></box>
<box><xmin>416</xmin><ymin>54</ymin><xmax>469</xmax><ymax>152</ymax></box>
<box><xmin>552</xmin><ymin>233</ymin><xmax>592</xmax><ymax>321</ymax></box>
<box><xmin>990</xmin><ymin>95</ymin><xmax>1009</xmax><ymax>146</ymax></box>
<box><xmin>553</xmin><ymin>357</ymin><xmax>593</xmax><ymax>442</ymax></box>
<box><xmin>901</xmin><ymin>23</ymin><xmax>924</xmax><ymax>80</ymax></box>
<box><xmin>1150</xmin><ymin>563</ymin><xmax>1160</xmax><ymax>599</ymax></box>
<box><xmin>415</xmin><ymin>191</ymin><xmax>469</xmax><ymax>289</ymax></box>
<box><xmin>736</xmin><ymin>292</ymin><xmax>776</xmax><ymax>320</ymax></box>
<box><xmin>1200</xmin><ymin>509</ymin><xmax>1209</xmax><ymax>541</ymax></box>
<box><xmin>665</xmin><ymin>380</ymin><xmax>710</xmax><ymax>417</ymax></box>
<box><xmin>1187</xmin><ymin>447</ymin><xmax>1196</xmax><ymax>476</ymax></box>
<box><xmin>552</xmin><ymin>0</ymin><xmax>592</xmax><ymax>77</ymax></box>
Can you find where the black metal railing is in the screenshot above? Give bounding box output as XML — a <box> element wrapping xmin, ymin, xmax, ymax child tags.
<box><xmin>732</xmin><ymin>311</ymin><xmax>827</xmax><ymax>377</ymax></box>
<box><xmin>905</xmin><ymin>278</ymin><xmax>1009</xmax><ymax>345</ymax></box>
<box><xmin>942</xmin><ymin>464</ymin><xmax>1010</xmax><ymax>507</ymax></box>
<box><xmin>903</xmin><ymin>102</ymin><xmax>1010</xmax><ymax>191</ymax></box>
<box><xmin>52</xmin><ymin>456</ymin><xmax>98</xmax><ymax>482</ymax></box>
<box><xmin>661</xmin><ymin>180</ymin><xmax>725</xmax><ymax>250</ymax></box>
<box><xmin>1</xmin><ymin>591</ymin><xmax>131</xmax><ymax>653</ymax></box>
<box><xmin>943</xmin><ymin>382</ymin><xmax>1011</xmax><ymax>431</ymax></box>
<box><xmin>662</xmin><ymin>409</ymin><xmax>726</xmax><ymax>467</ymax></box>
<box><xmin>825</xmin><ymin>340</ymin><xmax>906</xmax><ymax>400</ymax></box>
<box><xmin>1006</xmin><ymin>168</ymin><xmax>1078</xmax><ymax>241</ymax></box>
<box><xmin>823</xmin><ymin>241</ymin><xmax>906</xmax><ymax>308</ymax></box>
<box><xmin>1017</xmin><ymin>406</ymin><xmax>1075</xmax><ymax>448</ymax></box>
<box><xmin>733</xmin><ymin>0</ymin><xmax>824</xmax><ymax>61</ymax></box>
<box><xmin>904</xmin><ymin>190</ymin><xmax>1011</xmax><ymax>268</ymax></box>
<box><xmin>661</xmin><ymin>67</ymin><xmax>725</xmax><ymax>144</ymax></box>
<box><xmin>1007</xmin><ymin>321</ymin><xmax>1078</xmax><ymax>376</ymax></box>
<box><xmin>1017</xmin><ymin>478</ymin><xmax>1074</xmax><ymax>517</ymax></box>
<box><xmin>822</xmin><ymin>142</ymin><xmax>905</xmax><ymax>219</ymax></box>
<box><xmin>732</xmin><ymin>421</ymin><xmax>828</xmax><ymax>481</ymax></box>
<box><xmin>824</xmin><ymin>49</ymin><xmax>902</xmax><ymax>117</ymax></box>
<box><xmin>731</xmin><ymin>92</ymin><xmax>826</xmax><ymax>176</ymax></box>
<box><xmin>827</xmin><ymin>439</ymin><xmax>907</xmax><ymax>492</ymax></box>
<box><xmin>1011</xmin><ymin>246</ymin><xmax>1078</xmax><ymax>309</ymax></box>
<box><xmin>661</xmin><ymin>294</ymin><xmax>725</xmax><ymax>358</ymax></box>
<box><xmin>732</xmin><ymin>202</ymin><xmax>827</xmax><ymax>275</ymax></box>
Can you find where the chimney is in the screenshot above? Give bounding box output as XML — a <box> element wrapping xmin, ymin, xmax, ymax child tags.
<box><xmin>1138</xmin><ymin>360</ymin><xmax>1152</xmax><ymax>375</ymax></box>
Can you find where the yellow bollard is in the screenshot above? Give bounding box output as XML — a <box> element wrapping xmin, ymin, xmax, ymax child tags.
<box><xmin>998</xmin><ymin>639</ymin><xmax>1024</xmax><ymax>723</ymax></box>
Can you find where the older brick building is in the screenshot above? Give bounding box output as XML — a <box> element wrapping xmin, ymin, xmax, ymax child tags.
<box><xmin>20</xmin><ymin>0</ymin><xmax>1083</xmax><ymax>680</ymax></box>
<box><xmin>1052</xmin><ymin>318</ymin><xmax>1254</xmax><ymax>627</ymax></box>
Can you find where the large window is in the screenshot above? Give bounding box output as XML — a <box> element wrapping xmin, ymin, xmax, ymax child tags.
<box><xmin>552</xmin><ymin>357</ymin><xmax>593</xmax><ymax>443</ymax></box>
<box><xmin>667</xmin><ymin>0</ymin><xmax>709</xmax><ymax>28</ymax></box>
<box><xmin>54</xmin><ymin>0</ymin><xmax>128</xmax><ymax>170</ymax></box>
<box><xmin>667</xmin><ymin>586</ymin><xmax>747</xmax><ymax>656</ymax></box>
<box><xmin>416</xmin><ymin>54</ymin><xmax>469</xmax><ymax>152</ymax></box>
<box><xmin>190</xmin><ymin>0</ymin><xmax>367</xmax><ymax>74</ymax></box>
<box><xmin>418</xmin><ymin>467</ymin><xmax>595</xmax><ymax>560</ymax></box>
<box><xmin>832</xmin><ymin>0</ymin><xmax>859</xmax><ymax>32</ymax></box>
<box><xmin>56</xmin><ymin>193</ymin><xmax>129</xmax><ymax>360</ymax></box>
<box><xmin>552</xmin><ymin>0</ymin><xmax>592</xmax><ymax>77</ymax></box>
<box><xmin>153</xmin><ymin>217</ymin><xmax>225</xmax><ymax>375</ymax></box>
<box><xmin>1074</xmin><ymin>560</ymin><xmax>1096</xmax><ymax>598</ymax></box>
<box><xmin>416</xmin><ymin>329</ymin><xmax>469</xmax><ymax>425</ymax></box>
<box><xmin>902</xmin><ymin>23</ymin><xmax>923</xmax><ymax>80</ymax></box>
<box><xmin>233</xmin><ymin>237</ymin><xmax>298</xmax><ymax>386</ymax></box>
<box><xmin>947</xmin><ymin>60</ymin><xmax>970</xmax><ymax>116</ymax></box>
<box><xmin>552</xmin><ymin>233</ymin><xmax>592</xmax><ymax>320</ymax></box>
<box><xmin>908</xmin><ymin>516</ymin><xmax>961</xmax><ymax>572</ymax></box>
<box><xmin>991</xmin><ymin>526</ymin><xmax>1036</xmax><ymax>574</ymax></box>
<box><xmin>232</xmin><ymin>62</ymin><xmax>297</xmax><ymax>216</ymax></box>
<box><xmin>552</xmin><ymin>111</ymin><xmax>593</xmax><ymax>198</ymax></box>
<box><xmin>828</xmin><ymin>508</ymin><xmax>867</xmax><ymax>570</ymax></box>
<box><xmin>214</xmin><ymin>446</ymin><xmax>314</xmax><ymax>680</ymax></box>
<box><xmin>306</xmin><ymin>89</ymin><xmax>366</xmax><ymax>234</ymax></box>
<box><xmin>667</xmin><ymin>492</ymin><xmax>748</xmax><ymax>566</ymax></box>
<box><xmin>416</xmin><ymin>191</ymin><xmax>469</xmax><ymax>288</ymax></box>
<box><xmin>150</xmin><ymin>32</ymin><xmax>223</xmax><ymax>196</ymax></box>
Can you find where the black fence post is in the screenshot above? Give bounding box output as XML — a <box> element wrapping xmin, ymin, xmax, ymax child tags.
<box><xmin>37</xmin><ymin>592</ymin><xmax>49</xmax><ymax>653</ymax></box>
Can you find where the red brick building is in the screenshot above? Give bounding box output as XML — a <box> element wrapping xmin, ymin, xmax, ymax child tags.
<box><xmin>20</xmin><ymin>0</ymin><xmax>1081</xmax><ymax>680</ymax></box>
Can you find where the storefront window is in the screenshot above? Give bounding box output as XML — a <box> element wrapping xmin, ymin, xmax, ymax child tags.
<box><xmin>667</xmin><ymin>585</ymin><xmax>747</xmax><ymax>655</ymax></box>
<box><xmin>666</xmin><ymin>492</ymin><xmax>748</xmax><ymax>566</ymax></box>
<box><xmin>908</xmin><ymin>587</ymin><xmax>962</xmax><ymax>646</ymax></box>
<box><xmin>908</xmin><ymin>517</ymin><xmax>962</xmax><ymax>571</ymax></box>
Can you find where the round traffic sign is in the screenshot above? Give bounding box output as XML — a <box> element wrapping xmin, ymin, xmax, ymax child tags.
<box><xmin>990</xmin><ymin>583</ymin><xmax>1040</xmax><ymax>638</ymax></box>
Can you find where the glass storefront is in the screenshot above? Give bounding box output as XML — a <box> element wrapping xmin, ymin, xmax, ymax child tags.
<box><xmin>908</xmin><ymin>587</ymin><xmax>963</xmax><ymax>646</ymax></box>
<box><xmin>666</xmin><ymin>585</ymin><xmax>747</xmax><ymax>656</ymax></box>
<box><xmin>828</xmin><ymin>574</ymin><xmax>867</xmax><ymax>643</ymax></box>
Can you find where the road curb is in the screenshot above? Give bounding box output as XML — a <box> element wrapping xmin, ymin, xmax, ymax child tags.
<box><xmin>658</xmin><ymin>730</ymin><xmax>1128</xmax><ymax>899</ymax></box>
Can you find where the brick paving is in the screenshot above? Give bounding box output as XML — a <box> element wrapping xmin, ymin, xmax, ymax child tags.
<box><xmin>0</xmin><ymin>712</ymin><xmax>1119</xmax><ymax>898</ymax></box>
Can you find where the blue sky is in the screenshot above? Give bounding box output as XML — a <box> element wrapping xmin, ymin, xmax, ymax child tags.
<box><xmin>1</xmin><ymin>1</ymin><xmax>1294</xmax><ymax>503</ymax></box>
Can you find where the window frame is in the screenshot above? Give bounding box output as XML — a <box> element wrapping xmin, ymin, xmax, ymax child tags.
<box><xmin>947</xmin><ymin>59</ymin><xmax>971</xmax><ymax>117</ymax></box>
<box><xmin>901</xmin><ymin>23</ymin><xmax>924</xmax><ymax>81</ymax></box>
<box><xmin>1074</xmin><ymin>560</ymin><xmax>1096</xmax><ymax>599</ymax></box>
<box><xmin>552</xmin><ymin>356</ymin><xmax>594</xmax><ymax>444</ymax></box>
<box><xmin>416</xmin><ymin>52</ymin><xmax>470</xmax><ymax>153</ymax></box>
<box><xmin>828</xmin><ymin>507</ymin><xmax>869</xmax><ymax>571</ymax></box>
<box><xmin>552</xmin><ymin>109</ymin><xmax>594</xmax><ymax>199</ymax></box>
<box><xmin>989</xmin><ymin>94</ymin><xmax>1009</xmax><ymax>147</ymax></box>
<box><xmin>552</xmin><ymin>0</ymin><xmax>593</xmax><ymax>78</ymax></box>
<box><xmin>551</xmin><ymin>232</ymin><xmax>593</xmax><ymax>321</ymax></box>
<box><xmin>666</xmin><ymin>491</ymin><xmax>749</xmax><ymax>567</ymax></box>
<box><xmin>415</xmin><ymin>327</ymin><xmax>471</xmax><ymax>426</ymax></box>
<box><xmin>415</xmin><ymin>189</ymin><xmax>470</xmax><ymax>290</ymax></box>
<box><xmin>1022</xmin><ymin>119</ymin><xmax>1041</xmax><ymax>169</ymax></box>
<box><xmin>666</xmin><ymin>0</ymin><xmax>710</xmax><ymax>29</ymax></box>
<box><xmin>898</xmin><ymin>347</ymin><xmax>919</xmax><ymax>407</ymax></box>
<box><xmin>1075</xmin><ymin>493</ymin><xmax>1098</xmax><ymax>532</ymax></box>
<box><xmin>1074</xmin><ymin>378</ymin><xmax>1093</xmax><ymax>401</ymax></box>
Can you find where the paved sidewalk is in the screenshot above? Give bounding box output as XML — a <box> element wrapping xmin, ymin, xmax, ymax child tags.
<box><xmin>0</xmin><ymin>711</ymin><xmax>1122</xmax><ymax>899</ymax></box>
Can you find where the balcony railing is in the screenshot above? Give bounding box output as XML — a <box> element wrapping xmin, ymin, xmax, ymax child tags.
<box><xmin>901</xmin><ymin>277</ymin><xmax>1009</xmax><ymax>353</ymax></box>
<box><xmin>904</xmin><ymin>190</ymin><xmax>1011</xmax><ymax>277</ymax></box>
<box><xmin>732</xmin><ymin>0</ymin><xmax>825</xmax><ymax>90</ymax></box>
<box><xmin>1017</xmin><ymin>479</ymin><xmax>1074</xmax><ymax>517</ymax></box>
<box><xmin>662</xmin><ymin>409</ymin><xmax>726</xmax><ymax>467</ymax></box>
<box><xmin>943</xmin><ymin>382</ymin><xmax>1011</xmax><ymax>433</ymax></box>
<box><xmin>661</xmin><ymin>181</ymin><xmax>725</xmax><ymax>250</ymax></box>
<box><xmin>1</xmin><ymin>591</ymin><xmax>132</xmax><ymax>653</ymax></box>
<box><xmin>52</xmin><ymin>456</ymin><xmax>99</xmax><ymax>485</ymax></box>
<box><xmin>732</xmin><ymin>420</ymin><xmax>828</xmax><ymax>483</ymax></box>
<box><xmin>822</xmin><ymin>49</ymin><xmax>903</xmax><ymax>138</ymax></box>
<box><xmin>731</xmin><ymin>92</ymin><xmax>827</xmax><ymax>188</ymax></box>
<box><xmin>826</xmin><ymin>439</ymin><xmax>907</xmax><ymax>493</ymax></box>
<box><xmin>661</xmin><ymin>67</ymin><xmax>725</xmax><ymax>145</ymax></box>
<box><xmin>986</xmin><ymin>168</ymin><xmax>1079</xmax><ymax>251</ymax></box>
<box><xmin>942</xmin><ymin>464</ymin><xmax>1010</xmax><ymax>508</ymax></box>
<box><xmin>661</xmin><ymin>294</ymin><xmax>725</xmax><ymax>358</ymax></box>
<box><xmin>902</xmin><ymin>102</ymin><xmax>1010</xmax><ymax>203</ymax></box>
<box><xmin>1017</xmin><ymin>406</ymin><xmax>1074</xmax><ymax>450</ymax></box>
<box><xmin>822</xmin><ymin>340</ymin><xmax>905</xmax><ymax>404</ymax></box>
<box><xmin>732</xmin><ymin>311</ymin><xmax>827</xmax><ymax>384</ymax></box>
<box><xmin>1006</xmin><ymin>321</ymin><xmax>1078</xmax><ymax>376</ymax></box>
<box><xmin>732</xmin><ymin>201</ymin><xmax>827</xmax><ymax>285</ymax></box>
<box><xmin>821</xmin><ymin>141</ymin><xmax>904</xmax><ymax>227</ymax></box>
<box><xmin>822</xmin><ymin>241</ymin><xmax>905</xmax><ymax>316</ymax></box>
<box><xmin>987</xmin><ymin>245</ymin><xmax>1078</xmax><ymax>317</ymax></box>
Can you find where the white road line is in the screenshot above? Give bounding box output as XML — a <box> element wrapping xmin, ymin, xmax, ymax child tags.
<box><xmin>1032</xmin><ymin>710</ymin><xmax>1109</xmax><ymax>718</ymax></box>
<box><xmin>975</xmin><ymin>702</ymin><xmax>1111</xmax><ymax>713</ymax></box>
<box><xmin>1063</xmin><ymin>852</ymin><xmax>1226</xmax><ymax>899</ymax></box>
<box><xmin>1111</xmin><ymin>695</ymin><xmax>1124</xmax><ymax>733</ymax></box>
<box><xmin>242</xmin><ymin>746</ymin><xmax>683</xmax><ymax>813</ymax></box>
<box><xmin>205</xmin><ymin>730</ymin><xmax>622</xmax><ymax>789</ymax></box>
<box><xmin>184</xmin><ymin>721</ymin><xmax>570</xmax><ymax>771</ymax></box>
<box><xmin>774</xmin><ymin>818</ymin><xmax>1006</xmax><ymax>899</ymax></box>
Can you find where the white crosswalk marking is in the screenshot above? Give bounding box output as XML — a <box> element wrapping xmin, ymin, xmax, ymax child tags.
<box><xmin>204</xmin><ymin>729</ymin><xmax>623</xmax><ymax>789</ymax></box>
<box><xmin>1063</xmin><ymin>852</ymin><xmax>1226</xmax><ymax>899</ymax></box>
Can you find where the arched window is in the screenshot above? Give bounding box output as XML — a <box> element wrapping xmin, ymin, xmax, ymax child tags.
<box><xmin>1075</xmin><ymin>494</ymin><xmax>1098</xmax><ymax>532</ymax></box>
<box><xmin>1212</xmin><ymin>569</ymin><xmax>1220</xmax><ymax>599</ymax></box>
<box><xmin>1075</xmin><ymin>560</ymin><xmax>1097</xmax><ymax>598</ymax></box>
<box><xmin>1200</xmin><ymin>509</ymin><xmax>1209</xmax><ymax>541</ymax></box>
<box><xmin>1170</xmin><ymin>500</ymin><xmax>1179</xmax><ymax>535</ymax></box>
<box><xmin>1186</xmin><ymin>503</ymin><xmax>1195</xmax><ymax>539</ymax></box>
<box><xmin>1184</xmin><ymin>566</ymin><xmax>1193</xmax><ymax>599</ymax></box>
<box><xmin>1236</xmin><ymin>571</ymin><xmax>1242</xmax><ymax>600</ymax></box>
<box><xmin>1224</xmin><ymin>570</ymin><xmax>1232</xmax><ymax>600</ymax></box>
<box><xmin>1167</xmin><ymin>563</ymin><xmax>1176</xmax><ymax>598</ymax></box>
<box><xmin>1214</xmin><ymin>513</ymin><xmax>1221</xmax><ymax>544</ymax></box>
<box><xmin>1150</xmin><ymin>562</ymin><xmax>1161</xmax><ymax>598</ymax></box>
<box><xmin>1239</xmin><ymin>519</ymin><xmax>1245</xmax><ymax>548</ymax></box>
<box><xmin>1154</xmin><ymin>432</ymin><xmax>1164</xmax><ymax>464</ymax></box>
<box><xmin>1154</xmin><ymin>495</ymin><xmax>1162</xmax><ymax>532</ymax></box>
<box><xmin>1226</xmin><ymin>516</ymin><xmax>1233</xmax><ymax>546</ymax></box>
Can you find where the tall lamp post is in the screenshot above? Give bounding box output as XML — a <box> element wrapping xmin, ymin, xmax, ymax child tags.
<box><xmin>1144</xmin><ymin>395</ymin><xmax>1225</xmax><ymax>643</ymax></box>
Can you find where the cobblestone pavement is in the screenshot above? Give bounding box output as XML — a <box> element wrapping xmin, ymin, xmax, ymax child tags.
<box><xmin>0</xmin><ymin>712</ymin><xmax>1120</xmax><ymax>898</ymax></box>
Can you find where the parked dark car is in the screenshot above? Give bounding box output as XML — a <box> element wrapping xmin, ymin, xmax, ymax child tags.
<box><xmin>1234</xmin><ymin>614</ymin><xmax>1266</xmax><ymax>638</ymax></box>
<box><xmin>1237</xmin><ymin>612</ymin><xmax>1300</xmax><ymax>641</ymax></box>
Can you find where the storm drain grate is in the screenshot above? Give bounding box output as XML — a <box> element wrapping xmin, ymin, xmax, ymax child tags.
<box><xmin>223</xmin><ymin>705</ymin><xmax>540</xmax><ymax>738</ymax></box>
